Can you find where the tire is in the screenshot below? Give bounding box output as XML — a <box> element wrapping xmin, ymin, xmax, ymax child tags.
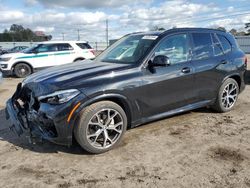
<box><xmin>74</xmin><ymin>101</ymin><xmax>127</xmax><ymax>154</ymax></box>
<box><xmin>14</xmin><ymin>63</ymin><xmax>32</xmax><ymax>78</ymax></box>
<box><xmin>212</xmin><ymin>78</ymin><xmax>239</xmax><ymax>113</ymax></box>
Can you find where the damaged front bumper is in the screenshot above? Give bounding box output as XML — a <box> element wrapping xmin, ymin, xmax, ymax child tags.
<box><xmin>5</xmin><ymin>83</ymin><xmax>85</xmax><ymax>146</ymax></box>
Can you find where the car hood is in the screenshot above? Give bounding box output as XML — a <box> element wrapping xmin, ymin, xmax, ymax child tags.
<box><xmin>22</xmin><ymin>60</ymin><xmax>133</xmax><ymax>97</ymax></box>
<box><xmin>0</xmin><ymin>52</ymin><xmax>24</xmax><ymax>58</ymax></box>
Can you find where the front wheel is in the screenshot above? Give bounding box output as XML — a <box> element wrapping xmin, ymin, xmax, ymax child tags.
<box><xmin>14</xmin><ymin>63</ymin><xmax>32</xmax><ymax>78</ymax></box>
<box><xmin>212</xmin><ymin>78</ymin><xmax>239</xmax><ymax>113</ymax></box>
<box><xmin>74</xmin><ymin>101</ymin><xmax>127</xmax><ymax>154</ymax></box>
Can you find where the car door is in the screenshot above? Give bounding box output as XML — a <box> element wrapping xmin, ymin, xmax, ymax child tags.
<box><xmin>139</xmin><ymin>33</ymin><xmax>196</xmax><ymax>118</ymax></box>
<box><xmin>190</xmin><ymin>32</ymin><xmax>228</xmax><ymax>102</ymax></box>
<box><xmin>54</xmin><ymin>43</ymin><xmax>75</xmax><ymax>65</ymax></box>
<box><xmin>32</xmin><ymin>44</ymin><xmax>57</xmax><ymax>69</ymax></box>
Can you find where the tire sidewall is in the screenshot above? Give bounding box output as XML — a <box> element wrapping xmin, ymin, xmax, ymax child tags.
<box><xmin>218</xmin><ymin>78</ymin><xmax>239</xmax><ymax>112</ymax></box>
<box><xmin>76</xmin><ymin>101</ymin><xmax>127</xmax><ymax>154</ymax></box>
<box><xmin>14</xmin><ymin>63</ymin><xmax>32</xmax><ymax>78</ymax></box>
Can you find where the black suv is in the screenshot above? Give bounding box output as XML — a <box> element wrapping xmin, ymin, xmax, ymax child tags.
<box><xmin>6</xmin><ymin>28</ymin><xmax>247</xmax><ymax>154</ymax></box>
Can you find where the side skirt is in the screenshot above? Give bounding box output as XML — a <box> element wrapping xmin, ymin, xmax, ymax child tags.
<box><xmin>131</xmin><ymin>100</ymin><xmax>214</xmax><ymax>128</ymax></box>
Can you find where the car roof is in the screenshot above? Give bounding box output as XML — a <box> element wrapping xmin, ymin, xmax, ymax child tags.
<box><xmin>38</xmin><ymin>41</ymin><xmax>88</xmax><ymax>44</ymax></box>
<box><xmin>128</xmin><ymin>28</ymin><xmax>226</xmax><ymax>36</ymax></box>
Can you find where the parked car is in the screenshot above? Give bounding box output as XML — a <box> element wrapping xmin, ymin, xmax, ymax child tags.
<box><xmin>0</xmin><ymin>41</ymin><xmax>95</xmax><ymax>78</ymax></box>
<box><xmin>1</xmin><ymin>46</ymin><xmax>29</xmax><ymax>55</ymax></box>
<box><xmin>6</xmin><ymin>28</ymin><xmax>247</xmax><ymax>154</ymax></box>
<box><xmin>0</xmin><ymin>46</ymin><xmax>6</xmax><ymax>55</ymax></box>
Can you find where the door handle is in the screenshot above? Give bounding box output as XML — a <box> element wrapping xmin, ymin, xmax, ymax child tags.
<box><xmin>220</xmin><ymin>60</ymin><xmax>229</xmax><ymax>64</ymax></box>
<box><xmin>182</xmin><ymin>67</ymin><xmax>191</xmax><ymax>74</ymax></box>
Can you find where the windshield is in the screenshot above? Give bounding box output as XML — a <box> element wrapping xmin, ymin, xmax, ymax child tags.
<box><xmin>23</xmin><ymin>44</ymin><xmax>40</xmax><ymax>53</ymax></box>
<box><xmin>98</xmin><ymin>34</ymin><xmax>158</xmax><ymax>64</ymax></box>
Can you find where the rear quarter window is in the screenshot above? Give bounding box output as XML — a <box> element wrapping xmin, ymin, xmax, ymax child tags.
<box><xmin>191</xmin><ymin>33</ymin><xmax>214</xmax><ymax>60</ymax></box>
<box><xmin>211</xmin><ymin>33</ymin><xmax>224</xmax><ymax>56</ymax></box>
<box><xmin>57</xmin><ymin>43</ymin><xmax>73</xmax><ymax>51</ymax></box>
<box><xmin>76</xmin><ymin>43</ymin><xmax>92</xmax><ymax>49</ymax></box>
<box><xmin>217</xmin><ymin>34</ymin><xmax>232</xmax><ymax>54</ymax></box>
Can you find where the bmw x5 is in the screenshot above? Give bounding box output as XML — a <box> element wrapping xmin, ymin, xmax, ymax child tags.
<box><xmin>6</xmin><ymin>28</ymin><xmax>247</xmax><ymax>154</ymax></box>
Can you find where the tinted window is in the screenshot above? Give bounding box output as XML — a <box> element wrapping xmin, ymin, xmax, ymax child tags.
<box><xmin>57</xmin><ymin>43</ymin><xmax>73</xmax><ymax>51</ymax></box>
<box><xmin>155</xmin><ymin>34</ymin><xmax>189</xmax><ymax>65</ymax></box>
<box><xmin>36</xmin><ymin>44</ymin><xmax>57</xmax><ymax>53</ymax></box>
<box><xmin>212</xmin><ymin>33</ymin><xmax>223</xmax><ymax>56</ymax></box>
<box><xmin>217</xmin><ymin>35</ymin><xmax>232</xmax><ymax>54</ymax></box>
<box><xmin>76</xmin><ymin>43</ymin><xmax>92</xmax><ymax>49</ymax></box>
<box><xmin>192</xmin><ymin>33</ymin><xmax>213</xmax><ymax>60</ymax></box>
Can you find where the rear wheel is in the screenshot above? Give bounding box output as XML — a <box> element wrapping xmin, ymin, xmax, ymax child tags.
<box><xmin>14</xmin><ymin>63</ymin><xmax>32</xmax><ymax>78</ymax></box>
<box><xmin>212</xmin><ymin>78</ymin><xmax>239</xmax><ymax>112</ymax></box>
<box><xmin>74</xmin><ymin>101</ymin><xmax>127</xmax><ymax>154</ymax></box>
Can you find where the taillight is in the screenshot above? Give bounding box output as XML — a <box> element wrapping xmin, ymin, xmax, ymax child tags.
<box><xmin>89</xmin><ymin>49</ymin><xmax>95</xmax><ymax>56</ymax></box>
<box><xmin>244</xmin><ymin>55</ymin><xmax>248</xmax><ymax>67</ymax></box>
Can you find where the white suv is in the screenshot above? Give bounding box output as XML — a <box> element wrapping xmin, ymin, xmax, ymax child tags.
<box><xmin>0</xmin><ymin>41</ymin><xmax>95</xmax><ymax>77</ymax></box>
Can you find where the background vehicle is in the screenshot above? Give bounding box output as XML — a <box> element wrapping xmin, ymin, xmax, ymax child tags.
<box><xmin>0</xmin><ymin>46</ymin><xmax>7</xmax><ymax>55</ymax></box>
<box><xmin>6</xmin><ymin>28</ymin><xmax>246</xmax><ymax>154</ymax></box>
<box><xmin>1</xmin><ymin>46</ymin><xmax>29</xmax><ymax>55</ymax></box>
<box><xmin>0</xmin><ymin>41</ymin><xmax>95</xmax><ymax>78</ymax></box>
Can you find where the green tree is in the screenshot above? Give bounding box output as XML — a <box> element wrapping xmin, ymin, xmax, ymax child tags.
<box><xmin>217</xmin><ymin>27</ymin><xmax>227</xmax><ymax>32</ymax></box>
<box><xmin>151</xmin><ymin>26</ymin><xmax>166</xmax><ymax>31</ymax></box>
<box><xmin>245</xmin><ymin>22</ymin><xmax>250</xmax><ymax>35</ymax></box>
<box><xmin>229</xmin><ymin>28</ymin><xmax>237</xmax><ymax>36</ymax></box>
<box><xmin>0</xmin><ymin>24</ymin><xmax>52</xmax><ymax>42</ymax></box>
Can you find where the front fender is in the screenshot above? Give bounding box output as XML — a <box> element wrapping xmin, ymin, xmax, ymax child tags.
<box><xmin>68</xmin><ymin>93</ymin><xmax>135</xmax><ymax>138</ymax></box>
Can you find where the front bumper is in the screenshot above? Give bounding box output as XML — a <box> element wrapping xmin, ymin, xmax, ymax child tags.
<box><xmin>1</xmin><ymin>69</ymin><xmax>12</xmax><ymax>76</ymax></box>
<box><xmin>5</xmin><ymin>84</ymin><xmax>85</xmax><ymax>146</ymax></box>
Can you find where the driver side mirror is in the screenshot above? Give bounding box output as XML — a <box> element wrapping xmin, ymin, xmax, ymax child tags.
<box><xmin>151</xmin><ymin>55</ymin><xmax>170</xmax><ymax>67</ymax></box>
<box><xmin>33</xmin><ymin>49</ymin><xmax>38</xmax><ymax>54</ymax></box>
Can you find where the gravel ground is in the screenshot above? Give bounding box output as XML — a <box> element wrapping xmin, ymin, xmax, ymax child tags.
<box><xmin>0</xmin><ymin>58</ymin><xmax>250</xmax><ymax>188</ymax></box>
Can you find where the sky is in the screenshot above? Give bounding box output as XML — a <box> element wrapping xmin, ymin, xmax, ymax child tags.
<box><xmin>0</xmin><ymin>0</ymin><xmax>250</xmax><ymax>42</ymax></box>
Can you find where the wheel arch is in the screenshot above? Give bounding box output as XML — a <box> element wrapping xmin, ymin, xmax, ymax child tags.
<box><xmin>223</xmin><ymin>73</ymin><xmax>242</xmax><ymax>90</ymax></box>
<box><xmin>73</xmin><ymin>57</ymin><xmax>85</xmax><ymax>62</ymax></box>
<box><xmin>75</xmin><ymin>94</ymin><xmax>133</xmax><ymax>129</ymax></box>
<box><xmin>229</xmin><ymin>75</ymin><xmax>241</xmax><ymax>90</ymax></box>
<box><xmin>12</xmin><ymin>61</ymin><xmax>34</xmax><ymax>73</ymax></box>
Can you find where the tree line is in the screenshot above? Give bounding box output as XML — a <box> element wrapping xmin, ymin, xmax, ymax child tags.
<box><xmin>0</xmin><ymin>24</ymin><xmax>52</xmax><ymax>42</ymax></box>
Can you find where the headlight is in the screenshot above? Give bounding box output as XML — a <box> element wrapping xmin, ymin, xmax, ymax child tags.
<box><xmin>38</xmin><ymin>89</ymin><xmax>80</xmax><ymax>104</ymax></box>
<box><xmin>0</xmin><ymin>57</ymin><xmax>11</xmax><ymax>62</ymax></box>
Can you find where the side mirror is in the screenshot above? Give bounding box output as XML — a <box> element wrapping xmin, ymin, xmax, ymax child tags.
<box><xmin>33</xmin><ymin>50</ymin><xmax>38</xmax><ymax>54</ymax></box>
<box><xmin>152</xmin><ymin>55</ymin><xmax>170</xmax><ymax>67</ymax></box>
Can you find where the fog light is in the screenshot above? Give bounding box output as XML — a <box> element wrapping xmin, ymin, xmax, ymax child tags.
<box><xmin>0</xmin><ymin>64</ymin><xmax>7</xmax><ymax>69</ymax></box>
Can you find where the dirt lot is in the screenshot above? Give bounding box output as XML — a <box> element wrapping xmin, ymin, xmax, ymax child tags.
<box><xmin>0</xmin><ymin>60</ymin><xmax>250</xmax><ymax>188</ymax></box>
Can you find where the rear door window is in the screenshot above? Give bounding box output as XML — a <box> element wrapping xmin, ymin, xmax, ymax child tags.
<box><xmin>191</xmin><ymin>33</ymin><xmax>213</xmax><ymax>60</ymax></box>
<box><xmin>36</xmin><ymin>44</ymin><xmax>58</xmax><ymax>53</ymax></box>
<box><xmin>76</xmin><ymin>43</ymin><xmax>92</xmax><ymax>49</ymax></box>
<box><xmin>217</xmin><ymin>35</ymin><xmax>232</xmax><ymax>54</ymax></box>
<box><xmin>57</xmin><ymin>43</ymin><xmax>73</xmax><ymax>51</ymax></box>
